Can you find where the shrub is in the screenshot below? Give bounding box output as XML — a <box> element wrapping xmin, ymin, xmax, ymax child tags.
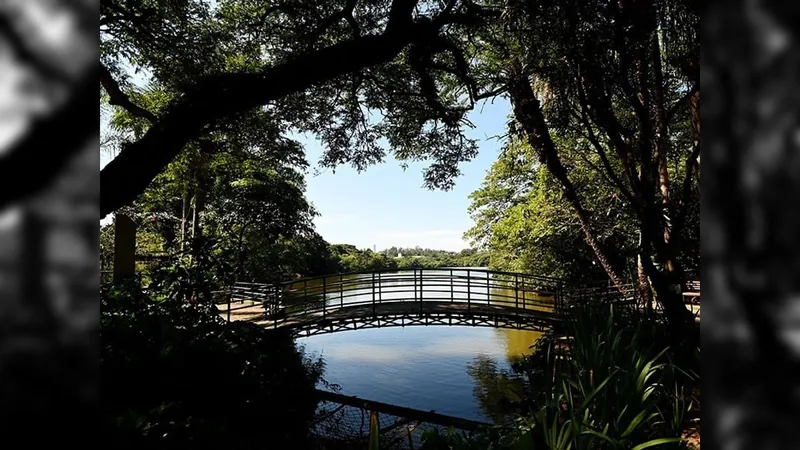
<box><xmin>422</xmin><ymin>303</ymin><xmax>699</xmax><ymax>449</ymax></box>
<box><xmin>102</xmin><ymin>279</ymin><xmax>324</xmax><ymax>448</ymax></box>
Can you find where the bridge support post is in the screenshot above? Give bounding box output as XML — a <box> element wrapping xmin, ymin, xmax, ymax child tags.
<box><xmin>323</xmin><ymin>276</ymin><xmax>327</xmax><ymax>321</ymax></box>
<box><xmin>419</xmin><ymin>269</ymin><xmax>423</xmax><ymax>314</ymax></box>
<box><xmin>227</xmin><ymin>287</ymin><xmax>231</xmax><ymax>322</ymax></box>
<box><xmin>372</xmin><ymin>272</ymin><xmax>376</xmax><ymax>317</ymax></box>
<box><xmin>515</xmin><ymin>275</ymin><xmax>519</xmax><ymax>319</ymax></box>
<box><xmin>450</xmin><ymin>269</ymin><xmax>454</xmax><ymax>303</ymax></box>
<box><xmin>413</xmin><ymin>269</ymin><xmax>417</xmax><ymax>302</ymax></box>
<box><xmin>467</xmin><ymin>269</ymin><xmax>471</xmax><ymax>315</ymax></box>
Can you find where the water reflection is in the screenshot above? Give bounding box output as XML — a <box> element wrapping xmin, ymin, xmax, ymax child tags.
<box><xmin>291</xmin><ymin>270</ymin><xmax>553</xmax><ymax>422</ymax></box>
<box><xmin>466</xmin><ymin>354</ymin><xmax>526</xmax><ymax>423</ymax></box>
<box><xmin>299</xmin><ymin>323</ymin><xmax>544</xmax><ymax>422</ymax></box>
<box><xmin>497</xmin><ymin>328</ymin><xmax>544</xmax><ymax>364</ymax></box>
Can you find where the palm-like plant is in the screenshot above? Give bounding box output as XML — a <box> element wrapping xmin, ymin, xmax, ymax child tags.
<box><xmin>510</xmin><ymin>304</ymin><xmax>697</xmax><ymax>449</ymax></box>
<box><xmin>423</xmin><ymin>303</ymin><xmax>698</xmax><ymax>450</ymax></box>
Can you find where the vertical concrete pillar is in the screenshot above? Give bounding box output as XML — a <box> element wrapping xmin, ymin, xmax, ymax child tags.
<box><xmin>113</xmin><ymin>214</ymin><xmax>136</xmax><ymax>282</ymax></box>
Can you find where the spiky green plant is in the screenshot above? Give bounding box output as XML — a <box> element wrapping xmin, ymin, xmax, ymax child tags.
<box><xmin>513</xmin><ymin>303</ymin><xmax>697</xmax><ymax>449</ymax></box>
<box><xmin>423</xmin><ymin>303</ymin><xmax>698</xmax><ymax>450</ymax></box>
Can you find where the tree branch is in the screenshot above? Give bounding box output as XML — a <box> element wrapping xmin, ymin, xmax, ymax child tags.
<box><xmin>100</xmin><ymin>62</ymin><xmax>157</xmax><ymax>123</ymax></box>
<box><xmin>507</xmin><ymin>61</ymin><xmax>627</xmax><ymax>293</ymax></box>
<box><xmin>100</xmin><ymin>0</ymin><xmax>454</xmax><ymax>217</ymax></box>
<box><xmin>308</xmin><ymin>0</ymin><xmax>362</xmax><ymax>40</ymax></box>
<box><xmin>665</xmin><ymin>84</ymin><xmax>698</xmax><ymax>125</ymax></box>
<box><xmin>571</xmin><ymin>98</ymin><xmax>637</xmax><ymax>209</ymax></box>
<box><xmin>576</xmin><ymin>69</ymin><xmax>642</xmax><ymax>199</ymax></box>
<box><xmin>672</xmin><ymin>143</ymin><xmax>700</xmax><ymax>238</ymax></box>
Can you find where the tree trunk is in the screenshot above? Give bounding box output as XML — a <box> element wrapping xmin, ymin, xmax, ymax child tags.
<box><xmin>180</xmin><ymin>186</ymin><xmax>190</xmax><ymax>250</ymax></box>
<box><xmin>636</xmin><ymin>232</ymin><xmax>654</xmax><ymax>315</ymax></box>
<box><xmin>650</xmin><ymin>30</ymin><xmax>673</xmax><ymax>244</ymax></box>
<box><xmin>191</xmin><ymin>183</ymin><xmax>205</xmax><ymax>240</ymax></box>
<box><xmin>507</xmin><ymin>64</ymin><xmax>628</xmax><ymax>294</ymax></box>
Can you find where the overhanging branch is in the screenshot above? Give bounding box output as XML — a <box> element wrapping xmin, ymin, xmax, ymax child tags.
<box><xmin>100</xmin><ymin>0</ymin><xmax>466</xmax><ymax>217</ymax></box>
<box><xmin>665</xmin><ymin>84</ymin><xmax>698</xmax><ymax>125</ymax></box>
<box><xmin>100</xmin><ymin>62</ymin><xmax>157</xmax><ymax>123</ymax></box>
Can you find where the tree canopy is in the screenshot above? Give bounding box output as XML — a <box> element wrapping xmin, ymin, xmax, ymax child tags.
<box><xmin>100</xmin><ymin>0</ymin><xmax>502</xmax><ymax>216</ymax></box>
<box><xmin>463</xmin><ymin>0</ymin><xmax>700</xmax><ymax>328</ymax></box>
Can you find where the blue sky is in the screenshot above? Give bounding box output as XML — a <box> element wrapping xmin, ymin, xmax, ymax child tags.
<box><xmin>299</xmin><ymin>99</ymin><xmax>510</xmax><ymax>251</ymax></box>
<box><xmin>101</xmin><ymin>92</ymin><xmax>511</xmax><ymax>252</ymax></box>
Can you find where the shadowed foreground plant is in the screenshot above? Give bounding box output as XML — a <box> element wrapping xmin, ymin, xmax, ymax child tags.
<box><xmin>102</xmin><ymin>279</ymin><xmax>324</xmax><ymax>448</ymax></box>
<box><xmin>423</xmin><ymin>303</ymin><xmax>698</xmax><ymax>449</ymax></box>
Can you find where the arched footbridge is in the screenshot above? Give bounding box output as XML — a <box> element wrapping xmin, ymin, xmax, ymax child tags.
<box><xmin>214</xmin><ymin>268</ymin><xmax>672</xmax><ymax>337</ymax></box>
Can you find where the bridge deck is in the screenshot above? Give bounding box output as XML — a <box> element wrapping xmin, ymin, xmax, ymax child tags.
<box><xmin>218</xmin><ymin>300</ymin><xmax>558</xmax><ymax>329</ymax></box>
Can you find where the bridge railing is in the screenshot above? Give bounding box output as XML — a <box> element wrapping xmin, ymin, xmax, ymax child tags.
<box><xmin>217</xmin><ymin>272</ymin><xmax>699</xmax><ymax>327</ymax></box>
<box><xmin>222</xmin><ymin>268</ymin><xmax>567</xmax><ymax>327</ymax></box>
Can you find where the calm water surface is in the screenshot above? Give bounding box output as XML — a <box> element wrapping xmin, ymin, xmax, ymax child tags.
<box><xmin>295</xmin><ymin>268</ymin><xmax>549</xmax><ymax>423</ymax></box>
<box><xmin>299</xmin><ymin>326</ymin><xmax>542</xmax><ymax>423</ymax></box>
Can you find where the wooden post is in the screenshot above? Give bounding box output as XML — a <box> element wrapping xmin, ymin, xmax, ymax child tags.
<box><xmin>372</xmin><ymin>272</ymin><xmax>376</xmax><ymax>316</ymax></box>
<box><xmin>323</xmin><ymin>276</ymin><xmax>327</xmax><ymax>320</ymax></box>
<box><xmin>113</xmin><ymin>214</ymin><xmax>136</xmax><ymax>282</ymax></box>
<box><xmin>515</xmin><ymin>275</ymin><xmax>519</xmax><ymax>316</ymax></box>
<box><xmin>340</xmin><ymin>274</ymin><xmax>344</xmax><ymax>308</ymax></box>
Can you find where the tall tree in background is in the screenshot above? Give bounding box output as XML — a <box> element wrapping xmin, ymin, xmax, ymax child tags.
<box><xmin>470</xmin><ymin>0</ymin><xmax>699</xmax><ymax>329</ymax></box>
<box><xmin>466</xmin><ymin>134</ymin><xmax>642</xmax><ymax>284</ymax></box>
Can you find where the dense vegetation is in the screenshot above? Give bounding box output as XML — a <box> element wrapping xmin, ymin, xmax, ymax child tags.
<box><xmin>331</xmin><ymin>245</ymin><xmax>490</xmax><ymax>272</ymax></box>
<box><xmin>100</xmin><ymin>222</ymin><xmax>487</xmax><ymax>284</ymax></box>
<box><xmin>102</xmin><ymin>259</ymin><xmax>325</xmax><ymax>448</ymax></box>
<box><xmin>423</xmin><ymin>303</ymin><xmax>699</xmax><ymax>449</ymax></box>
<box><xmin>100</xmin><ymin>0</ymin><xmax>700</xmax><ymax>448</ymax></box>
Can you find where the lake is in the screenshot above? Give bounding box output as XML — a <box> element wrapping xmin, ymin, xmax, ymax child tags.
<box><xmin>292</xmin><ymin>268</ymin><xmax>549</xmax><ymax>423</ymax></box>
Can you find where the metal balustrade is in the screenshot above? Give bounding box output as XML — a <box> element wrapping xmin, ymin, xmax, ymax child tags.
<box><xmin>216</xmin><ymin>269</ymin><xmax>645</xmax><ymax>335</ymax></box>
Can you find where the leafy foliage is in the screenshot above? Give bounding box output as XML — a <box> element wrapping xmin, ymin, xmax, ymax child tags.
<box><xmin>100</xmin><ymin>0</ymin><xmax>505</xmax><ymax>215</ymax></box>
<box><xmin>328</xmin><ymin>244</ymin><xmax>489</xmax><ymax>272</ymax></box>
<box><xmin>466</xmin><ymin>136</ymin><xmax>638</xmax><ymax>283</ymax></box>
<box><xmin>102</xmin><ymin>275</ymin><xmax>325</xmax><ymax>448</ymax></box>
<box><xmin>423</xmin><ymin>303</ymin><xmax>698</xmax><ymax>449</ymax></box>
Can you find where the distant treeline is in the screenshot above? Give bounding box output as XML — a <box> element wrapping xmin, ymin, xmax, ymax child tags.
<box><xmin>328</xmin><ymin>244</ymin><xmax>489</xmax><ymax>273</ymax></box>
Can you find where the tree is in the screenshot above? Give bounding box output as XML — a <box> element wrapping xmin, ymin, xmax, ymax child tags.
<box><xmin>100</xmin><ymin>0</ymin><xmax>502</xmax><ymax>217</ymax></box>
<box><xmin>473</xmin><ymin>0</ymin><xmax>699</xmax><ymax>329</ymax></box>
<box><xmin>104</xmin><ymin>70</ymin><xmax>325</xmax><ymax>283</ymax></box>
<box><xmin>466</xmin><ymin>135</ymin><xmax>640</xmax><ymax>284</ymax></box>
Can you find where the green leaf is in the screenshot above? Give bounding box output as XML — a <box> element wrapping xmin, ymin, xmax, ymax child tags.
<box><xmin>631</xmin><ymin>437</ymin><xmax>682</xmax><ymax>450</ymax></box>
<box><xmin>580</xmin><ymin>429</ymin><xmax>617</xmax><ymax>446</ymax></box>
<box><xmin>620</xmin><ymin>409</ymin><xmax>650</xmax><ymax>438</ymax></box>
<box><xmin>577</xmin><ymin>370</ymin><xmax>616</xmax><ymax>412</ymax></box>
